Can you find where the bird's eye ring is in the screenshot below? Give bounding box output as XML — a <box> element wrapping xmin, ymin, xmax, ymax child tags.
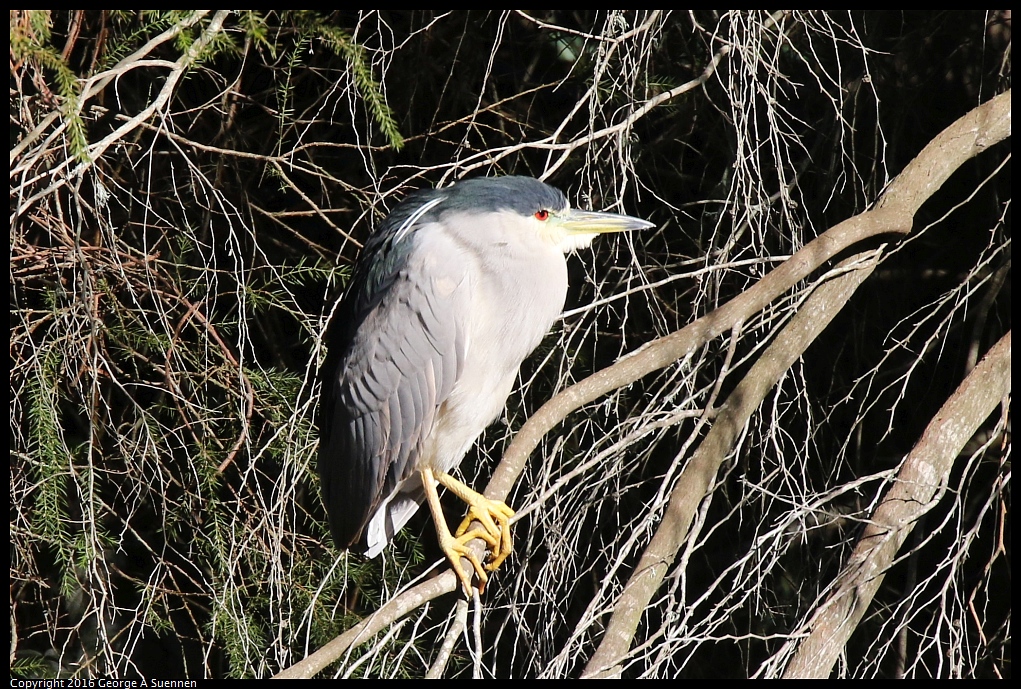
<box><xmin>534</xmin><ymin>210</ymin><xmax>549</xmax><ymax>221</ymax></box>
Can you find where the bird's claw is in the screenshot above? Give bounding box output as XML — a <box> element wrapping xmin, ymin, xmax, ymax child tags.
<box><xmin>441</xmin><ymin>530</ymin><xmax>491</xmax><ymax>594</ymax></box>
<box><xmin>429</xmin><ymin>470</ymin><xmax>516</xmax><ymax>593</ymax></box>
<box><xmin>455</xmin><ymin>499</ymin><xmax>515</xmax><ymax>571</ymax></box>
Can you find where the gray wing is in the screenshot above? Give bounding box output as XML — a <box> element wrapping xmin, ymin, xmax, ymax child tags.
<box><xmin>318</xmin><ymin>220</ymin><xmax>469</xmax><ymax>555</ymax></box>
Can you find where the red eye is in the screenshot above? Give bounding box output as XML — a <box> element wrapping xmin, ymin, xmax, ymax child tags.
<box><xmin>535</xmin><ymin>210</ymin><xmax>549</xmax><ymax>221</ymax></box>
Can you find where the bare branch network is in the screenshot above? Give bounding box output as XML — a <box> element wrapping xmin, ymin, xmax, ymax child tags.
<box><xmin>11</xmin><ymin>10</ymin><xmax>1010</xmax><ymax>679</ymax></box>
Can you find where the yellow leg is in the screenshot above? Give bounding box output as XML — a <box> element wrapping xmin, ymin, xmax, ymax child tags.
<box><xmin>437</xmin><ymin>472</ymin><xmax>516</xmax><ymax>572</ymax></box>
<box><xmin>421</xmin><ymin>468</ymin><xmax>490</xmax><ymax>594</ymax></box>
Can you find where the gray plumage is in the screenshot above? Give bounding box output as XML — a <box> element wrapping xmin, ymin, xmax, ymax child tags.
<box><xmin>318</xmin><ymin>176</ymin><xmax>653</xmax><ymax>567</ymax></box>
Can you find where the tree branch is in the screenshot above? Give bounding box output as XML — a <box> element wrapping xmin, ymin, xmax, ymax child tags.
<box><xmin>774</xmin><ymin>330</ymin><xmax>1011</xmax><ymax>678</ymax></box>
<box><xmin>577</xmin><ymin>88</ymin><xmax>1010</xmax><ymax>678</ymax></box>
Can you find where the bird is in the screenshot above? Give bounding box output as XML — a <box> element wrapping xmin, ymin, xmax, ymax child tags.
<box><xmin>318</xmin><ymin>175</ymin><xmax>654</xmax><ymax>593</ymax></box>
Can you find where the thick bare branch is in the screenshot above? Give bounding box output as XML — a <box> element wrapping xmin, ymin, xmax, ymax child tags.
<box><xmin>274</xmin><ymin>573</ymin><xmax>458</xmax><ymax>679</ymax></box>
<box><xmin>775</xmin><ymin>330</ymin><xmax>1011</xmax><ymax>678</ymax></box>
<box><xmin>582</xmin><ymin>250</ymin><xmax>886</xmax><ymax>677</ymax></box>
<box><xmin>575</xmin><ymin>88</ymin><xmax>1011</xmax><ymax>679</ymax></box>
<box><xmin>497</xmin><ymin>90</ymin><xmax>1010</xmax><ymax>506</ymax></box>
<box><xmin>490</xmin><ymin>211</ymin><xmax>912</xmax><ymax>504</ymax></box>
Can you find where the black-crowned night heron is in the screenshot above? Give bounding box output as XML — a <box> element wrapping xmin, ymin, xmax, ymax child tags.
<box><xmin>319</xmin><ymin>176</ymin><xmax>653</xmax><ymax>593</ymax></box>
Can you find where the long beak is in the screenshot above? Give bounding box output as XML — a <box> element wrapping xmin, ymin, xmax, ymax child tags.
<box><xmin>553</xmin><ymin>208</ymin><xmax>655</xmax><ymax>252</ymax></box>
<box><xmin>558</xmin><ymin>208</ymin><xmax>656</xmax><ymax>236</ymax></box>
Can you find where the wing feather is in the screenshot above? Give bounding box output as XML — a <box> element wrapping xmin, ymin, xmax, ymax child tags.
<box><xmin>318</xmin><ymin>220</ymin><xmax>469</xmax><ymax>553</ymax></box>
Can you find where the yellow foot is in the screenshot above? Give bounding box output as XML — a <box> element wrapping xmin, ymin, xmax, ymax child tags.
<box><xmin>433</xmin><ymin>470</ymin><xmax>515</xmax><ymax>570</ymax></box>
<box><xmin>421</xmin><ymin>467</ymin><xmax>517</xmax><ymax>595</ymax></box>
<box><xmin>437</xmin><ymin>528</ymin><xmax>492</xmax><ymax>594</ymax></box>
<box><xmin>454</xmin><ymin>499</ymin><xmax>515</xmax><ymax>571</ymax></box>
